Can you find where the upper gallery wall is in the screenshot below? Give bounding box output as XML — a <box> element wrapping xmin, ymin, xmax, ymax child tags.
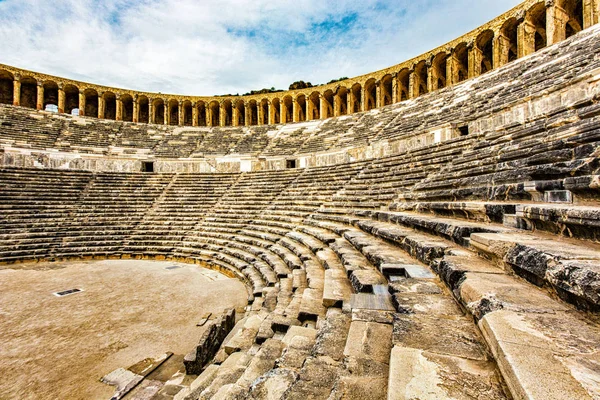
<box><xmin>0</xmin><ymin>0</ymin><xmax>596</xmax><ymax>128</ymax></box>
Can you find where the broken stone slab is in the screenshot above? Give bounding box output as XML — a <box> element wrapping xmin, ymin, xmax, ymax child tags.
<box><xmin>388</xmin><ymin>346</ymin><xmax>506</xmax><ymax>400</ymax></box>
<box><xmin>313</xmin><ymin>307</ymin><xmax>351</xmax><ymax>361</ymax></box>
<box><xmin>323</xmin><ymin>269</ymin><xmax>353</xmax><ymax>307</ymax></box>
<box><xmin>247</xmin><ymin>368</ymin><xmax>299</xmax><ymax>399</ymax></box>
<box><xmin>392</xmin><ymin>291</ymin><xmax>463</xmax><ymax>316</ymax></box>
<box><xmin>480</xmin><ymin>310</ymin><xmax>600</xmax><ymax>400</ymax></box>
<box><xmin>388</xmin><ymin>278</ymin><xmax>442</xmax><ymax>295</ymax></box>
<box><xmin>282</xmin><ymin>325</ymin><xmax>317</xmax><ymax>347</ymax></box>
<box><xmin>349</xmin><ymin>269</ymin><xmax>387</xmax><ymax>293</ymax></box>
<box><xmin>235</xmin><ymin>339</ymin><xmax>285</xmax><ymax>389</ymax></box>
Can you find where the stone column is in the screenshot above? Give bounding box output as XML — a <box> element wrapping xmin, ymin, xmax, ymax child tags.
<box><xmin>333</xmin><ymin>94</ymin><xmax>340</xmax><ymax>117</ymax></box>
<box><xmin>267</xmin><ymin>100</ymin><xmax>274</xmax><ymax>125</ymax></box>
<box><xmin>148</xmin><ymin>99</ymin><xmax>154</xmax><ymax>124</ymax></box>
<box><xmin>347</xmin><ymin>90</ymin><xmax>354</xmax><ymax>114</ymax></box>
<box><xmin>306</xmin><ymin>98</ymin><xmax>313</xmax><ymax>121</ymax></box>
<box><xmin>220</xmin><ymin>104</ymin><xmax>227</xmax><ymax>127</ymax></box>
<box><xmin>583</xmin><ymin>0</ymin><xmax>599</xmax><ymax>28</ymax></box>
<box><xmin>116</xmin><ymin>97</ymin><xmax>123</xmax><ymax>121</ymax></box>
<box><xmin>320</xmin><ymin>94</ymin><xmax>328</xmax><ymax>119</ymax></box>
<box><xmin>408</xmin><ymin>71</ymin><xmax>417</xmax><ymax>99</ymax></box>
<box><xmin>468</xmin><ymin>45</ymin><xmax>482</xmax><ymax>79</ymax></box>
<box><xmin>98</xmin><ymin>93</ymin><xmax>105</xmax><ymax>119</ymax></box>
<box><xmin>178</xmin><ymin>104</ymin><xmax>184</xmax><ymax>126</ymax></box>
<box><xmin>375</xmin><ymin>84</ymin><xmax>382</xmax><ymax>109</ymax></box>
<box><xmin>257</xmin><ymin>102</ymin><xmax>264</xmax><ymax>125</ymax></box>
<box><xmin>391</xmin><ymin>74</ymin><xmax>398</xmax><ymax>104</ymax></box>
<box><xmin>446</xmin><ymin>54</ymin><xmax>458</xmax><ymax>86</ymax></box>
<box><xmin>232</xmin><ymin>106</ymin><xmax>239</xmax><ymax>127</ymax></box>
<box><xmin>192</xmin><ymin>103</ymin><xmax>198</xmax><ymax>126</ymax></box>
<box><xmin>361</xmin><ymin>87</ymin><xmax>367</xmax><ymax>111</ymax></box>
<box><xmin>58</xmin><ymin>86</ymin><xmax>66</xmax><ymax>114</ymax></box>
<box><xmin>12</xmin><ymin>76</ymin><xmax>21</xmax><ymax>106</ymax></box>
<box><xmin>36</xmin><ymin>83</ymin><xmax>44</xmax><ymax>110</ymax></box>
<box><xmin>132</xmin><ymin>98</ymin><xmax>139</xmax><ymax>123</ymax></box>
<box><xmin>546</xmin><ymin>2</ymin><xmax>570</xmax><ymax>46</ymax></box>
<box><xmin>292</xmin><ymin>98</ymin><xmax>299</xmax><ymax>122</ymax></box>
<box><xmin>79</xmin><ymin>91</ymin><xmax>86</xmax><ymax>117</ymax></box>
<box><xmin>518</xmin><ymin>19</ymin><xmax>537</xmax><ymax>58</ymax></box>
<box><xmin>280</xmin><ymin>101</ymin><xmax>286</xmax><ymax>124</ymax></box>
<box><xmin>427</xmin><ymin>63</ymin><xmax>435</xmax><ymax>93</ymax></box>
<box><xmin>206</xmin><ymin>107</ymin><xmax>212</xmax><ymax>127</ymax></box>
<box><xmin>245</xmin><ymin>104</ymin><xmax>251</xmax><ymax>126</ymax></box>
<box><xmin>494</xmin><ymin>34</ymin><xmax>510</xmax><ymax>68</ymax></box>
<box><xmin>164</xmin><ymin>103</ymin><xmax>169</xmax><ymax>125</ymax></box>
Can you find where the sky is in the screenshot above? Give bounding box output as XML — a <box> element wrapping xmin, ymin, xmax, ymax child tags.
<box><xmin>0</xmin><ymin>0</ymin><xmax>522</xmax><ymax>96</ymax></box>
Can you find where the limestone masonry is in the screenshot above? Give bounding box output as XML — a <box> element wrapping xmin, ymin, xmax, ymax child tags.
<box><xmin>1</xmin><ymin>0</ymin><xmax>600</xmax><ymax>399</ymax></box>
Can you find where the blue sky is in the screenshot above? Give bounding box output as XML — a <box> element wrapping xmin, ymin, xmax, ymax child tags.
<box><xmin>0</xmin><ymin>0</ymin><xmax>522</xmax><ymax>95</ymax></box>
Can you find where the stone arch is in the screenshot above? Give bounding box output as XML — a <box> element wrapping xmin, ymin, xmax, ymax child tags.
<box><xmin>103</xmin><ymin>92</ymin><xmax>117</xmax><ymax>120</ymax></box>
<box><xmin>260</xmin><ymin>99</ymin><xmax>269</xmax><ymax>125</ymax></box>
<box><xmin>350</xmin><ymin>83</ymin><xmax>362</xmax><ymax>113</ymax></box>
<box><xmin>500</xmin><ymin>17</ymin><xmax>519</xmax><ymax>64</ymax></box>
<box><xmin>153</xmin><ymin>98</ymin><xmax>165</xmax><ymax>125</ymax></box>
<box><xmin>397</xmin><ymin>69</ymin><xmax>410</xmax><ymax>102</ymax></box>
<box><xmin>197</xmin><ymin>101</ymin><xmax>207</xmax><ymax>127</ymax></box>
<box><xmin>559</xmin><ymin>0</ymin><xmax>584</xmax><ymax>38</ymax></box>
<box><xmin>64</xmin><ymin>84</ymin><xmax>79</xmax><ymax>115</ymax></box>
<box><xmin>322</xmin><ymin>90</ymin><xmax>334</xmax><ymax>119</ymax></box>
<box><xmin>121</xmin><ymin>94</ymin><xmax>134</xmax><ymax>122</ymax></box>
<box><xmin>223</xmin><ymin>99</ymin><xmax>233</xmax><ymax>126</ymax></box>
<box><xmin>308</xmin><ymin>92</ymin><xmax>320</xmax><ymax>120</ymax></box>
<box><xmin>138</xmin><ymin>95</ymin><xmax>150</xmax><ymax>123</ymax></box>
<box><xmin>380</xmin><ymin>75</ymin><xmax>393</xmax><ymax>106</ymax></box>
<box><xmin>282</xmin><ymin>96</ymin><xmax>293</xmax><ymax>123</ymax></box>
<box><xmin>413</xmin><ymin>61</ymin><xmax>429</xmax><ymax>97</ymax></box>
<box><xmin>295</xmin><ymin>95</ymin><xmax>306</xmax><ymax>122</ymax></box>
<box><xmin>84</xmin><ymin>88</ymin><xmax>99</xmax><ymax>118</ymax></box>
<box><xmin>364</xmin><ymin>78</ymin><xmax>377</xmax><ymax>111</ymax></box>
<box><xmin>475</xmin><ymin>29</ymin><xmax>495</xmax><ymax>75</ymax></box>
<box><xmin>431</xmin><ymin>53</ymin><xmax>448</xmax><ymax>91</ymax></box>
<box><xmin>271</xmin><ymin>98</ymin><xmax>281</xmax><ymax>124</ymax></box>
<box><xmin>528</xmin><ymin>3</ymin><xmax>548</xmax><ymax>52</ymax></box>
<box><xmin>336</xmin><ymin>87</ymin><xmax>348</xmax><ymax>116</ymax></box>
<box><xmin>182</xmin><ymin>100</ymin><xmax>193</xmax><ymax>126</ymax></box>
<box><xmin>248</xmin><ymin>100</ymin><xmax>258</xmax><ymax>125</ymax></box>
<box><xmin>453</xmin><ymin>43</ymin><xmax>469</xmax><ymax>84</ymax></box>
<box><xmin>235</xmin><ymin>100</ymin><xmax>245</xmax><ymax>126</ymax></box>
<box><xmin>20</xmin><ymin>76</ymin><xmax>37</xmax><ymax>109</ymax></box>
<box><xmin>167</xmin><ymin>99</ymin><xmax>179</xmax><ymax>126</ymax></box>
<box><xmin>0</xmin><ymin>70</ymin><xmax>13</xmax><ymax>105</ymax></box>
<box><xmin>42</xmin><ymin>81</ymin><xmax>59</xmax><ymax>111</ymax></box>
<box><xmin>208</xmin><ymin>101</ymin><xmax>220</xmax><ymax>127</ymax></box>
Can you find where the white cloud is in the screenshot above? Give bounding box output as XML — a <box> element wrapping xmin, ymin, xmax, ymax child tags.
<box><xmin>0</xmin><ymin>0</ymin><xmax>522</xmax><ymax>95</ymax></box>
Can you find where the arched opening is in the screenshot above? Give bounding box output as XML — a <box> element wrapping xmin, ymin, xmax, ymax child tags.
<box><xmin>364</xmin><ymin>79</ymin><xmax>377</xmax><ymax>111</ymax></box>
<box><xmin>20</xmin><ymin>77</ymin><xmax>37</xmax><ymax>109</ymax></box>
<box><xmin>153</xmin><ymin>99</ymin><xmax>165</xmax><ymax>125</ymax></box>
<box><xmin>397</xmin><ymin>69</ymin><xmax>410</xmax><ymax>102</ymax></box>
<box><xmin>138</xmin><ymin>96</ymin><xmax>149</xmax><ymax>123</ymax></box>
<box><xmin>271</xmin><ymin>98</ymin><xmax>281</xmax><ymax>124</ymax></box>
<box><xmin>295</xmin><ymin>95</ymin><xmax>306</xmax><ymax>122</ymax></box>
<box><xmin>350</xmin><ymin>84</ymin><xmax>362</xmax><ymax>113</ymax></box>
<box><xmin>248</xmin><ymin>100</ymin><xmax>258</xmax><ymax>125</ymax></box>
<box><xmin>223</xmin><ymin>100</ymin><xmax>233</xmax><ymax>126</ymax></box>
<box><xmin>453</xmin><ymin>43</ymin><xmax>469</xmax><ymax>83</ymax></box>
<box><xmin>64</xmin><ymin>84</ymin><xmax>79</xmax><ymax>115</ymax></box>
<box><xmin>42</xmin><ymin>81</ymin><xmax>58</xmax><ymax>111</ymax></box>
<box><xmin>476</xmin><ymin>30</ymin><xmax>494</xmax><ymax>75</ymax></box>
<box><xmin>413</xmin><ymin>61</ymin><xmax>429</xmax><ymax>97</ymax></box>
<box><xmin>560</xmin><ymin>0</ymin><xmax>584</xmax><ymax>38</ymax></box>
<box><xmin>282</xmin><ymin>96</ymin><xmax>293</xmax><ymax>123</ymax></box>
<box><xmin>0</xmin><ymin>70</ymin><xmax>13</xmax><ymax>105</ymax></box>
<box><xmin>380</xmin><ymin>75</ymin><xmax>393</xmax><ymax>106</ymax></box>
<box><xmin>260</xmin><ymin>99</ymin><xmax>269</xmax><ymax>125</ymax></box>
<box><xmin>121</xmin><ymin>94</ymin><xmax>134</xmax><ymax>122</ymax></box>
<box><xmin>208</xmin><ymin>101</ymin><xmax>220</xmax><ymax>127</ymax></box>
<box><xmin>84</xmin><ymin>89</ymin><xmax>99</xmax><ymax>118</ymax></box>
<box><xmin>182</xmin><ymin>100</ymin><xmax>192</xmax><ymax>126</ymax></box>
<box><xmin>322</xmin><ymin>90</ymin><xmax>334</xmax><ymax>119</ymax></box>
<box><xmin>500</xmin><ymin>18</ymin><xmax>519</xmax><ymax>63</ymax></box>
<box><xmin>336</xmin><ymin>87</ymin><xmax>348</xmax><ymax>116</ymax></box>
<box><xmin>309</xmin><ymin>92</ymin><xmax>320</xmax><ymax>120</ymax></box>
<box><xmin>431</xmin><ymin>53</ymin><xmax>448</xmax><ymax>91</ymax></box>
<box><xmin>235</xmin><ymin>100</ymin><xmax>245</xmax><ymax>126</ymax></box>
<box><xmin>104</xmin><ymin>92</ymin><xmax>117</xmax><ymax>120</ymax></box>
<box><xmin>528</xmin><ymin>3</ymin><xmax>547</xmax><ymax>52</ymax></box>
<box><xmin>197</xmin><ymin>101</ymin><xmax>207</xmax><ymax>127</ymax></box>
<box><xmin>168</xmin><ymin>99</ymin><xmax>179</xmax><ymax>126</ymax></box>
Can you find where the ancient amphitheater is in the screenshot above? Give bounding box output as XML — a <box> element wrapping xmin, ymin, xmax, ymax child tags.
<box><xmin>1</xmin><ymin>0</ymin><xmax>600</xmax><ymax>399</ymax></box>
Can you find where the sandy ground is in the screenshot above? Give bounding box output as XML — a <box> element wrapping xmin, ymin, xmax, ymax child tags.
<box><xmin>0</xmin><ymin>259</ymin><xmax>248</xmax><ymax>400</ymax></box>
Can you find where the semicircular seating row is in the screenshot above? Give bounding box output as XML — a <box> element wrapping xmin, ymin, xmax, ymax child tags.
<box><xmin>2</xmin><ymin>26</ymin><xmax>600</xmax><ymax>400</ymax></box>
